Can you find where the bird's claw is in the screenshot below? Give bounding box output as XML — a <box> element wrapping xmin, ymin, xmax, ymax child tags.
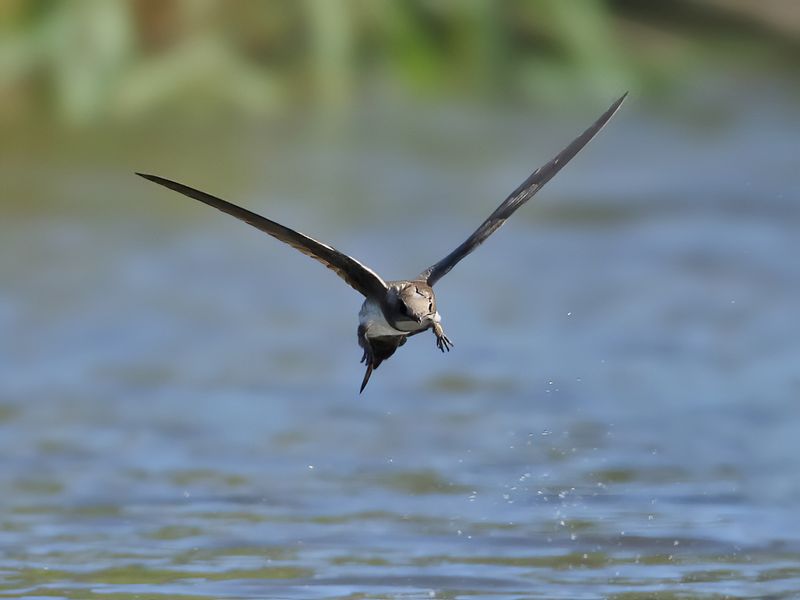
<box><xmin>433</xmin><ymin>323</ymin><xmax>453</xmax><ymax>353</ymax></box>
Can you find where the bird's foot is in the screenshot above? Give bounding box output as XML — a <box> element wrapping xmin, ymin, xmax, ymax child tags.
<box><xmin>433</xmin><ymin>323</ymin><xmax>453</xmax><ymax>353</ymax></box>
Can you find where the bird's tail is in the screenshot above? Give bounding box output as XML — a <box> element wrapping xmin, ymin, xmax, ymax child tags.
<box><xmin>357</xmin><ymin>326</ymin><xmax>405</xmax><ymax>393</ymax></box>
<box><xmin>359</xmin><ymin>362</ymin><xmax>374</xmax><ymax>394</ymax></box>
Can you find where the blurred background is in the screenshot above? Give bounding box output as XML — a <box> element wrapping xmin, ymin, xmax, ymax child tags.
<box><xmin>2</xmin><ymin>1</ymin><xmax>800</xmax><ymax>598</ymax></box>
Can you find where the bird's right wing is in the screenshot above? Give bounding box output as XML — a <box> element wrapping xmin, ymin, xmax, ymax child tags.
<box><xmin>137</xmin><ymin>173</ymin><xmax>389</xmax><ymax>299</ymax></box>
<box><xmin>419</xmin><ymin>93</ymin><xmax>627</xmax><ymax>286</ymax></box>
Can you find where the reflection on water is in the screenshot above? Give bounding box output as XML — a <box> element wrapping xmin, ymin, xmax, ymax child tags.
<box><xmin>2</xmin><ymin>85</ymin><xmax>800</xmax><ymax>598</ymax></box>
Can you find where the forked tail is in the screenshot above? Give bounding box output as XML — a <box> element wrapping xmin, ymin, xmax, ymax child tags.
<box><xmin>359</xmin><ymin>362</ymin><xmax>374</xmax><ymax>394</ymax></box>
<box><xmin>357</xmin><ymin>326</ymin><xmax>406</xmax><ymax>393</ymax></box>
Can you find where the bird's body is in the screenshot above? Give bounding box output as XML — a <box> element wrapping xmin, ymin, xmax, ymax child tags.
<box><xmin>357</xmin><ymin>280</ymin><xmax>445</xmax><ymax>391</ymax></box>
<box><xmin>359</xmin><ymin>297</ymin><xmax>406</xmax><ymax>338</ymax></box>
<box><xmin>358</xmin><ymin>283</ymin><xmax>440</xmax><ymax>338</ymax></box>
<box><xmin>137</xmin><ymin>93</ymin><xmax>626</xmax><ymax>392</ymax></box>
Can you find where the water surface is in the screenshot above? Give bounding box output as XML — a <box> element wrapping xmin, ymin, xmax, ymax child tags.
<box><xmin>2</xmin><ymin>84</ymin><xmax>800</xmax><ymax>598</ymax></box>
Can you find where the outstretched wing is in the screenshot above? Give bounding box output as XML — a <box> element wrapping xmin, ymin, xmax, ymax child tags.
<box><xmin>419</xmin><ymin>92</ymin><xmax>627</xmax><ymax>286</ymax></box>
<box><xmin>137</xmin><ymin>173</ymin><xmax>388</xmax><ymax>299</ymax></box>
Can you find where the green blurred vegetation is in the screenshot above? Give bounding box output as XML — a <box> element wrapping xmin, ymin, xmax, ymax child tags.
<box><xmin>0</xmin><ymin>0</ymin><xmax>797</xmax><ymax>126</ymax></box>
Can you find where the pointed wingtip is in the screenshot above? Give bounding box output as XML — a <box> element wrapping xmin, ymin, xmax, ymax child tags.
<box><xmin>136</xmin><ymin>172</ymin><xmax>159</xmax><ymax>183</ymax></box>
<box><xmin>613</xmin><ymin>91</ymin><xmax>629</xmax><ymax>112</ymax></box>
<box><xmin>608</xmin><ymin>91</ymin><xmax>628</xmax><ymax>115</ymax></box>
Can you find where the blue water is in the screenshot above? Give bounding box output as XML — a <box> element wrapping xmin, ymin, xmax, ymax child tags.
<box><xmin>1</xmin><ymin>83</ymin><xmax>800</xmax><ymax>598</ymax></box>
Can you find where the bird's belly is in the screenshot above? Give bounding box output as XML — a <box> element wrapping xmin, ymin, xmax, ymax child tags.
<box><xmin>359</xmin><ymin>299</ymin><xmax>406</xmax><ymax>337</ymax></box>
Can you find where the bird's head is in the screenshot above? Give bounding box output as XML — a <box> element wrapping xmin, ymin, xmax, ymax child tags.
<box><xmin>389</xmin><ymin>282</ymin><xmax>437</xmax><ymax>326</ymax></box>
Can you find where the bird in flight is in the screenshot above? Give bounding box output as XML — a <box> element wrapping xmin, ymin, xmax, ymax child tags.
<box><xmin>138</xmin><ymin>93</ymin><xmax>626</xmax><ymax>392</ymax></box>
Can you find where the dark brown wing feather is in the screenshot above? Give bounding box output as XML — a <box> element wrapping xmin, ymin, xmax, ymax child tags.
<box><xmin>137</xmin><ymin>173</ymin><xmax>388</xmax><ymax>298</ymax></box>
<box><xmin>419</xmin><ymin>92</ymin><xmax>627</xmax><ymax>286</ymax></box>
